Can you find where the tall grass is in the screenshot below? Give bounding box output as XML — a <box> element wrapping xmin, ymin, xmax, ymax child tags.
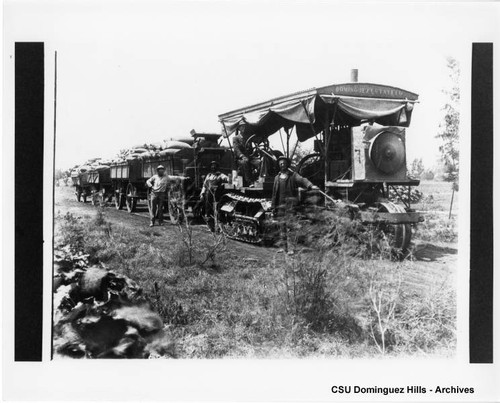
<box><xmin>54</xmin><ymin>208</ymin><xmax>456</xmax><ymax>358</ymax></box>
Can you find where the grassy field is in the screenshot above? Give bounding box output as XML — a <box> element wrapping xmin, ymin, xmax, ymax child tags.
<box><xmin>411</xmin><ymin>180</ymin><xmax>458</xmax><ymax>244</ymax></box>
<box><xmin>414</xmin><ymin>180</ymin><xmax>459</xmax><ymax>213</ymax></box>
<box><xmin>53</xmin><ymin>185</ymin><xmax>457</xmax><ymax>358</ymax></box>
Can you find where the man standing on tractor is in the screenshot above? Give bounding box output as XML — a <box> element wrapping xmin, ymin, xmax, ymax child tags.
<box><xmin>146</xmin><ymin>165</ymin><xmax>170</xmax><ymax>227</ymax></box>
<box><xmin>200</xmin><ymin>160</ymin><xmax>229</xmax><ymax>231</ymax></box>
<box><xmin>271</xmin><ymin>156</ymin><xmax>318</xmax><ymax>254</ymax></box>
<box><xmin>232</xmin><ymin>122</ymin><xmax>261</xmax><ymax>186</ymax></box>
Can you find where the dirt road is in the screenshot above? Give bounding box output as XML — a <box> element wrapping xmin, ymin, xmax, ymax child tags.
<box><xmin>55</xmin><ymin>185</ymin><xmax>458</xmax><ymax>289</ymax></box>
<box><xmin>54</xmin><ymin>185</ymin><xmax>279</xmax><ymax>262</ymax></box>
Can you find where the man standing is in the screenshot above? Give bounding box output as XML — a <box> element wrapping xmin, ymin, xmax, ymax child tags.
<box><xmin>232</xmin><ymin>123</ymin><xmax>261</xmax><ymax>185</ymax></box>
<box><xmin>271</xmin><ymin>156</ymin><xmax>318</xmax><ymax>254</ymax></box>
<box><xmin>200</xmin><ymin>161</ymin><xmax>229</xmax><ymax>231</ymax></box>
<box><xmin>146</xmin><ymin>165</ymin><xmax>170</xmax><ymax>227</ymax></box>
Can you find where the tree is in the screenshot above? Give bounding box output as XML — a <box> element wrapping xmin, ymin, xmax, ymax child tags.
<box><xmin>409</xmin><ymin>158</ymin><xmax>425</xmax><ymax>178</ymax></box>
<box><xmin>436</xmin><ymin>56</ymin><xmax>460</xmax><ymax>187</ymax></box>
<box><xmin>421</xmin><ymin>169</ymin><xmax>435</xmax><ymax>181</ymax></box>
<box><xmin>436</xmin><ymin>56</ymin><xmax>460</xmax><ymax>217</ymax></box>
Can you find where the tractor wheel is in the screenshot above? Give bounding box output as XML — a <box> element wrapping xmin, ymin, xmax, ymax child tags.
<box><xmin>373</xmin><ymin>202</ymin><xmax>411</xmax><ymax>256</ymax></box>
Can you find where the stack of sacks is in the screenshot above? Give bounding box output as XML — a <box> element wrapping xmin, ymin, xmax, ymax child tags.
<box><xmin>112</xmin><ymin>140</ymin><xmax>191</xmax><ymax>163</ymax></box>
<box><xmin>53</xmin><ymin>245</ymin><xmax>176</xmax><ymax>359</ymax></box>
<box><xmin>70</xmin><ymin>158</ymin><xmax>112</xmax><ymax>177</ymax></box>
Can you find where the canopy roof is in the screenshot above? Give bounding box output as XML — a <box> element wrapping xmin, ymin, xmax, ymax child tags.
<box><xmin>219</xmin><ymin>83</ymin><xmax>418</xmax><ymax>142</ymax></box>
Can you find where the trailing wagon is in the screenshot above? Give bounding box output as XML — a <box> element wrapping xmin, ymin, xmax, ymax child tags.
<box><xmin>109</xmin><ymin>132</ymin><xmax>232</xmax><ymax>222</ymax></box>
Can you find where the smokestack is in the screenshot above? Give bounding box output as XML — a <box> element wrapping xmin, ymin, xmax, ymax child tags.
<box><xmin>350</xmin><ymin>69</ymin><xmax>358</xmax><ymax>83</ymax></box>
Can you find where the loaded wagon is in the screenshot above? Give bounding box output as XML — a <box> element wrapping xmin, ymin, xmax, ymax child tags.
<box><xmin>71</xmin><ymin>170</ymin><xmax>91</xmax><ymax>203</ymax></box>
<box><xmin>70</xmin><ymin>159</ymin><xmax>112</xmax><ymax>205</ymax></box>
<box><xmin>110</xmin><ymin>140</ymin><xmax>197</xmax><ymax>214</ymax></box>
<box><xmin>86</xmin><ymin>167</ymin><xmax>113</xmax><ymax>206</ymax></box>
<box><xmin>109</xmin><ymin>133</ymin><xmax>232</xmax><ymax>222</ymax></box>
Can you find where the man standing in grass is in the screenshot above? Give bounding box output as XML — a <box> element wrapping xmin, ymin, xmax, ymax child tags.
<box><xmin>271</xmin><ymin>156</ymin><xmax>318</xmax><ymax>254</ymax></box>
<box><xmin>147</xmin><ymin>165</ymin><xmax>169</xmax><ymax>227</ymax></box>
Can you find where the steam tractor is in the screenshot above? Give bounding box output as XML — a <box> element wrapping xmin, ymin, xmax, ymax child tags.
<box><xmin>216</xmin><ymin>81</ymin><xmax>424</xmax><ymax>250</ymax></box>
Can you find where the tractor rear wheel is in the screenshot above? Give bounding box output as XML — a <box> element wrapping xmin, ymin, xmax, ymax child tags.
<box><xmin>373</xmin><ymin>202</ymin><xmax>411</xmax><ymax>256</ymax></box>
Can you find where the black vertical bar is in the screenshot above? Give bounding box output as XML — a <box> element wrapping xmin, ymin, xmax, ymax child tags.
<box><xmin>470</xmin><ymin>43</ymin><xmax>493</xmax><ymax>363</ymax></box>
<box><xmin>15</xmin><ymin>42</ymin><xmax>45</xmax><ymax>361</ymax></box>
<box><xmin>51</xmin><ymin>51</ymin><xmax>58</xmax><ymax>359</ymax></box>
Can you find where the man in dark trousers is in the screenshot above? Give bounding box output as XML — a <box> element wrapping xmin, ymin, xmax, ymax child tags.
<box><xmin>146</xmin><ymin>165</ymin><xmax>170</xmax><ymax>227</ymax></box>
<box><xmin>271</xmin><ymin>156</ymin><xmax>318</xmax><ymax>254</ymax></box>
<box><xmin>200</xmin><ymin>161</ymin><xmax>229</xmax><ymax>231</ymax></box>
<box><xmin>232</xmin><ymin>123</ymin><xmax>261</xmax><ymax>185</ymax></box>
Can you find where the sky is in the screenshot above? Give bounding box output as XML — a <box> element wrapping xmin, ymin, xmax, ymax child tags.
<box><xmin>4</xmin><ymin>1</ymin><xmax>498</xmax><ymax>170</ymax></box>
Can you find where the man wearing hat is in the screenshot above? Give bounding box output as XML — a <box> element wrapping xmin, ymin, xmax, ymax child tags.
<box><xmin>232</xmin><ymin>122</ymin><xmax>261</xmax><ymax>185</ymax></box>
<box><xmin>271</xmin><ymin>156</ymin><xmax>318</xmax><ymax>253</ymax></box>
<box><xmin>200</xmin><ymin>160</ymin><xmax>229</xmax><ymax>230</ymax></box>
<box><xmin>146</xmin><ymin>165</ymin><xmax>170</xmax><ymax>226</ymax></box>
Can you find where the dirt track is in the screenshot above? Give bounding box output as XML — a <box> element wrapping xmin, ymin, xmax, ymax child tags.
<box><xmin>55</xmin><ymin>185</ymin><xmax>458</xmax><ymax>288</ymax></box>
<box><xmin>54</xmin><ymin>185</ymin><xmax>279</xmax><ymax>262</ymax></box>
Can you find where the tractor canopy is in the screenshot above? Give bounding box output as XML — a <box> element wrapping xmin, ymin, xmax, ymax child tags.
<box><xmin>218</xmin><ymin>83</ymin><xmax>418</xmax><ymax>142</ymax></box>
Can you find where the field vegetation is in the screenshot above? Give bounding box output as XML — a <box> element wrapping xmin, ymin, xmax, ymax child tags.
<box><xmin>54</xmin><ymin>185</ymin><xmax>457</xmax><ymax>358</ymax></box>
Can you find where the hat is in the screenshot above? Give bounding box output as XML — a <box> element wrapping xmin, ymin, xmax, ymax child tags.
<box><xmin>156</xmin><ymin>165</ymin><xmax>165</xmax><ymax>170</ymax></box>
<box><xmin>277</xmin><ymin>156</ymin><xmax>291</xmax><ymax>164</ymax></box>
<box><xmin>210</xmin><ymin>160</ymin><xmax>219</xmax><ymax>167</ymax></box>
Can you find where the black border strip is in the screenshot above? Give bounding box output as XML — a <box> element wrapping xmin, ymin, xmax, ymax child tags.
<box><xmin>15</xmin><ymin>42</ymin><xmax>45</xmax><ymax>361</ymax></box>
<box><xmin>470</xmin><ymin>43</ymin><xmax>493</xmax><ymax>363</ymax></box>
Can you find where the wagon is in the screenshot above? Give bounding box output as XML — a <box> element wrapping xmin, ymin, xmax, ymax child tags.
<box><xmin>71</xmin><ymin>171</ymin><xmax>91</xmax><ymax>202</ymax></box>
<box><xmin>86</xmin><ymin>167</ymin><xmax>113</xmax><ymax>206</ymax></box>
<box><xmin>110</xmin><ymin>147</ymin><xmax>196</xmax><ymax>214</ymax></box>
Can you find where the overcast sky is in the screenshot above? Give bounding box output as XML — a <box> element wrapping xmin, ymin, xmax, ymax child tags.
<box><xmin>5</xmin><ymin>1</ymin><xmax>498</xmax><ymax>170</ymax></box>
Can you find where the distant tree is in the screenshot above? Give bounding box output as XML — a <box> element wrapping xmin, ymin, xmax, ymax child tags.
<box><xmin>421</xmin><ymin>169</ymin><xmax>435</xmax><ymax>181</ymax></box>
<box><xmin>409</xmin><ymin>157</ymin><xmax>425</xmax><ymax>178</ymax></box>
<box><xmin>54</xmin><ymin>168</ymin><xmax>65</xmax><ymax>181</ymax></box>
<box><xmin>436</xmin><ymin>56</ymin><xmax>460</xmax><ymax>190</ymax></box>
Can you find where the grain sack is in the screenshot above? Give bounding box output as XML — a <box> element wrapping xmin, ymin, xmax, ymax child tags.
<box><xmin>164</xmin><ymin>140</ymin><xmax>191</xmax><ymax>149</ymax></box>
<box><xmin>132</xmin><ymin>148</ymin><xmax>148</xmax><ymax>154</ymax></box>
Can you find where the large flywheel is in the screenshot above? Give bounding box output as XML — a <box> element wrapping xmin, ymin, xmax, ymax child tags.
<box><xmin>297</xmin><ymin>153</ymin><xmax>325</xmax><ymax>189</ymax></box>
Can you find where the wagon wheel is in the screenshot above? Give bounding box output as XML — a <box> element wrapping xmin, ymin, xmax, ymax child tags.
<box><xmin>372</xmin><ymin>202</ymin><xmax>411</xmax><ymax>256</ymax></box>
<box><xmin>297</xmin><ymin>153</ymin><xmax>325</xmax><ymax>189</ymax></box>
<box><xmin>114</xmin><ymin>190</ymin><xmax>123</xmax><ymax>210</ymax></box>
<box><xmin>125</xmin><ymin>183</ymin><xmax>137</xmax><ymax>213</ymax></box>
